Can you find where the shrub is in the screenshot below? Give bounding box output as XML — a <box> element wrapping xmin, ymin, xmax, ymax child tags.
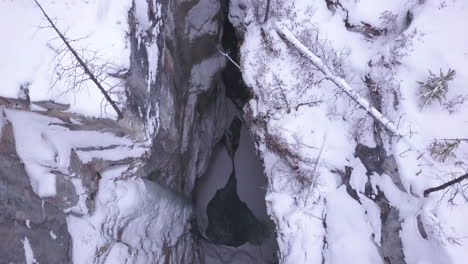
<box><xmin>429</xmin><ymin>139</ymin><xmax>461</xmax><ymax>162</ymax></box>
<box><xmin>418</xmin><ymin>68</ymin><xmax>456</xmax><ymax>108</ymax></box>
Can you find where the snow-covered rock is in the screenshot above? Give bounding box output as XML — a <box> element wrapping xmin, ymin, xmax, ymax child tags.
<box><xmin>2</xmin><ymin>0</ymin><xmax>468</xmax><ymax>263</ymax></box>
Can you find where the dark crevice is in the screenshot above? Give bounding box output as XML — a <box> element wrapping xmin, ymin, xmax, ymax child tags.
<box><xmin>192</xmin><ymin>1</ymin><xmax>278</xmax><ymax>262</ymax></box>
<box><xmin>205</xmin><ymin>167</ymin><xmax>268</xmax><ymax>247</ymax></box>
<box><xmin>194</xmin><ymin>113</ymin><xmax>278</xmax><ymax>262</ymax></box>
<box><xmin>204</xmin><ymin>117</ymin><xmax>269</xmax><ymax>247</ymax></box>
<box><xmin>220</xmin><ymin>0</ymin><xmax>251</xmax><ymax>109</ymax></box>
<box><xmin>355</xmin><ymin>144</ymin><xmax>386</xmax><ymax>176</ymax></box>
<box><xmin>355</xmin><ymin>141</ymin><xmax>407</xmax><ymax>263</ymax></box>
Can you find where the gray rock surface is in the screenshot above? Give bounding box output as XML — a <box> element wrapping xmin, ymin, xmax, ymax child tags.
<box><xmin>0</xmin><ymin>114</ymin><xmax>71</xmax><ymax>264</ymax></box>
<box><xmin>126</xmin><ymin>0</ymin><xmax>229</xmax><ymax>196</ymax></box>
<box><xmin>0</xmin><ymin>0</ymin><xmax>275</xmax><ymax>263</ymax></box>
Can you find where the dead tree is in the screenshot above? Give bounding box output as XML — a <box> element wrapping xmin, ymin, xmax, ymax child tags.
<box><xmin>33</xmin><ymin>0</ymin><xmax>124</xmax><ymax>119</ymax></box>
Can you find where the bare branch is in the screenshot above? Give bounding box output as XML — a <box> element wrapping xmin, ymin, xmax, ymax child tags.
<box><xmin>424</xmin><ymin>174</ymin><xmax>468</xmax><ymax>197</ymax></box>
<box><xmin>218</xmin><ymin>49</ymin><xmax>242</xmax><ymax>71</ymax></box>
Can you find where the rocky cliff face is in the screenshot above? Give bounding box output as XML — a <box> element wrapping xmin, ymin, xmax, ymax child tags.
<box><xmin>2</xmin><ymin>0</ymin><xmax>468</xmax><ymax>263</ymax></box>
<box><xmin>0</xmin><ymin>112</ymin><xmax>71</xmax><ymax>264</ymax></box>
<box><xmin>126</xmin><ymin>0</ymin><xmax>229</xmax><ymax>196</ymax></box>
<box><xmin>0</xmin><ymin>0</ymin><xmax>276</xmax><ymax>263</ymax></box>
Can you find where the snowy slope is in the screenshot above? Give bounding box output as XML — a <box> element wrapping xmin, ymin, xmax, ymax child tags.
<box><xmin>68</xmin><ymin>175</ymin><xmax>193</xmax><ymax>264</ymax></box>
<box><xmin>236</xmin><ymin>0</ymin><xmax>468</xmax><ymax>263</ymax></box>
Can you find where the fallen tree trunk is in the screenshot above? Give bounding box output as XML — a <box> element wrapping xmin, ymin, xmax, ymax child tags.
<box><xmin>274</xmin><ymin>23</ymin><xmax>468</xmax><ymax>198</ymax></box>
<box><xmin>274</xmin><ymin>22</ymin><xmax>435</xmax><ymax>166</ymax></box>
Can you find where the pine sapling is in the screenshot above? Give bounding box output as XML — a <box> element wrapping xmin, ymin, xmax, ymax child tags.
<box><xmin>418</xmin><ymin>68</ymin><xmax>456</xmax><ymax>108</ymax></box>
<box><xmin>429</xmin><ymin>139</ymin><xmax>461</xmax><ymax>162</ymax></box>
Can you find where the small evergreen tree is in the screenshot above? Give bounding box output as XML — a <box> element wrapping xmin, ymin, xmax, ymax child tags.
<box><xmin>418</xmin><ymin>68</ymin><xmax>456</xmax><ymax>108</ymax></box>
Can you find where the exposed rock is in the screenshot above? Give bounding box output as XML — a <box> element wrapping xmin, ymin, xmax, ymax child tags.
<box><xmin>0</xmin><ymin>115</ymin><xmax>71</xmax><ymax>264</ymax></box>
<box><xmin>126</xmin><ymin>0</ymin><xmax>230</xmax><ymax>197</ymax></box>
<box><xmin>356</xmin><ymin>144</ymin><xmax>407</xmax><ymax>264</ymax></box>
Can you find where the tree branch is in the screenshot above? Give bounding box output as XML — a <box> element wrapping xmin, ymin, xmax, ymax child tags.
<box><xmin>424</xmin><ymin>174</ymin><xmax>468</xmax><ymax>197</ymax></box>
<box><xmin>263</xmin><ymin>0</ymin><xmax>271</xmax><ymax>23</ymax></box>
<box><xmin>33</xmin><ymin>0</ymin><xmax>124</xmax><ymax>120</ymax></box>
<box><xmin>218</xmin><ymin>49</ymin><xmax>242</xmax><ymax>71</ymax></box>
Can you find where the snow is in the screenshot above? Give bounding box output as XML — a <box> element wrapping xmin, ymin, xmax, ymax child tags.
<box><xmin>400</xmin><ymin>216</ymin><xmax>451</xmax><ymax>264</ymax></box>
<box><xmin>67</xmin><ymin>178</ymin><xmax>88</xmax><ymax>214</ymax></box>
<box><xmin>360</xmin><ymin>194</ymin><xmax>382</xmax><ymax>245</ymax></box>
<box><xmin>0</xmin><ymin>0</ymin><xmax>132</xmax><ymax>118</ymax></box>
<box><xmin>396</xmin><ymin>0</ymin><xmax>468</xmax><ymax>144</ymax></box>
<box><xmin>239</xmin><ymin>0</ymin><xmax>468</xmax><ymax>263</ymax></box>
<box><xmin>386</xmin><ymin>2</ymin><xmax>468</xmax><ymax>260</ymax></box>
<box><xmin>5</xmin><ymin>108</ymin><xmax>146</xmax><ymax>201</ymax></box>
<box><xmin>50</xmin><ymin>230</ymin><xmax>57</xmax><ymax>240</ymax></box>
<box><xmin>1</xmin><ymin>0</ymin><xmax>467</xmax><ymax>263</ymax></box>
<box><xmin>240</xmin><ymin>3</ymin><xmax>364</xmax><ymax>261</ymax></box>
<box><xmin>22</xmin><ymin>237</ymin><xmax>38</xmax><ymax>264</ymax></box>
<box><xmin>68</xmin><ymin>174</ymin><xmax>192</xmax><ymax>264</ymax></box>
<box><xmin>133</xmin><ymin>0</ymin><xmax>162</xmax><ymax>91</ymax></box>
<box><xmin>276</xmin><ymin>22</ymin><xmax>437</xmax><ymax>168</ymax></box>
<box><xmin>339</xmin><ymin>0</ymin><xmax>409</xmax><ymax>26</ymax></box>
<box><xmin>324</xmin><ymin>187</ymin><xmax>383</xmax><ymax>264</ymax></box>
<box><xmin>349</xmin><ymin>158</ymin><xmax>368</xmax><ymax>193</ymax></box>
<box><xmin>131</xmin><ymin>0</ymin><xmax>163</xmax><ymax>137</ymax></box>
<box><xmin>266</xmin><ymin>190</ymin><xmax>325</xmax><ymax>263</ymax></box>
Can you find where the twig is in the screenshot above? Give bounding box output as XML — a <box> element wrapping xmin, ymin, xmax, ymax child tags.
<box><xmin>295</xmin><ymin>100</ymin><xmax>323</xmax><ymax>111</ymax></box>
<box><xmin>218</xmin><ymin>49</ymin><xmax>242</xmax><ymax>71</ymax></box>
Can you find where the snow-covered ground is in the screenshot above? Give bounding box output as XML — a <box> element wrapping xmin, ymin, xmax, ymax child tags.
<box><xmin>236</xmin><ymin>0</ymin><xmax>468</xmax><ymax>263</ymax></box>
<box><xmin>68</xmin><ymin>174</ymin><xmax>193</xmax><ymax>264</ymax></box>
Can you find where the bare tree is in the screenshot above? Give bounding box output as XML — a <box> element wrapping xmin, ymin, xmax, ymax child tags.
<box><xmin>33</xmin><ymin>0</ymin><xmax>124</xmax><ymax>119</ymax></box>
